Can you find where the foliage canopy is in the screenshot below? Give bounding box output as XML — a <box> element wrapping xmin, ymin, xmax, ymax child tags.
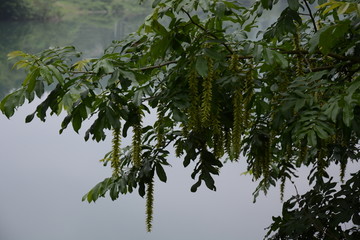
<box><xmin>1</xmin><ymin>0</ymin><xmax>360</xmax><ymax>237</ymax></box>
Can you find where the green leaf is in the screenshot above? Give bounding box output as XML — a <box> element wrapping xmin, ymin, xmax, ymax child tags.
<box><xmin>204</xmin><ymin>48</ymin><xmax>225</xmax><ymax>60</ymax></box>
<box><xmin>86</xmin><ymin>189</ymin><xmax>94</xmax><ymax>203</ymax></box>
<box><xmin>47</xmin><ymin>65</ymin><xmax>64</xmax><ymax>85</ymax></box>
<box><xmin>151</xmin><ymin>20</ymin><xmax>168</xmax><ymax>36</ymax></box>
<box><xmin>307</xmin><ymin>130</ymin><xmax>317</xmax><ymax>146</ymax></box>
<box><xmin>109</xmin><ymin>183</ymin><xmax>119</xmax><ymax>200</ymax></box>
<box><xmin>314</xmin><ymin>125</ymin><xmax>329</xmax><ymax>139</ymax></box>
<box><xmin>317</xmin><ymin>20</ymin><xmax>350</xmax><ymax>54</ymax></box>
<box><xmin>34</xmin><ymin>80</ymin><xmax>45</xmax><ymax>98</ymax></box>
<box><xmin>40</xmin><ymin>66</ymin><xmax>54</xmax><ymax>85</ymax></box>
<box><xmin>195</xmin><ymin>56</ymin><xmax>208</xmax><ymax>77</ymax></box>
<box><xmin>13</xmin><ymin>60</ymin><xmax>31</xmax><ymax>70</ymax></box>
<box><xmin>152</xmin><ymin>0</ymin><xmax>161</xmax><ymax>8</ymax></box>
<box><xmin>105</xmin><ymin>106</ymin><xmax>120</xmax><ymax>129</ymax></box>
<box><xmin>72</xmin><ymin>113</ymin><xmax>82</xmax><ymax>133</ymax></box>
<box><xmin>156</xmin><ymin>163</ymin><xmax>167</xmax><ymax>183</ymax></box>
<box><xmin>287</xmin><ymin>0</ymin><xmax>300</xmax><ymax>10</ymax></box>
<box><xmin>343</xmin><ymin>103</ymin><xmax>353</xmax><ymax>127</ymax></box>
<box><xmin>94</xmin><ymin>59</ymin><xmax>115</xmax><ymax>74</ymax></box>
<box><xmin>138</xmin><ymin>182</ymin><xmax>145</xmax><ymax>197</ymax></box>
<box><xmin>261</xmin><ymin>0</ymin><xmax>274</xmax><ymax>10</ymax></box>
<box><xmin>190</xmin><ymin>180</ymin><xmax>201</xmax><ymax>192</ymax></box>
<box><xmin>308</xmin><ymin>26</ymin><xmax>328</xmax><ymax>53</ymax></box>
<box><xmin>72</xmin><ymin>58</ymin><xmax>91</xmax><ymax>71</ymax></box>
<box><xmin>7</xmin><ymin>50</ymin><xmax>27</xmax><ymax>59</ymax></box>
<box><xmin>133</xmin><ymin>89</ymin><xmax>143</xmax><ymax>106</ymax></box>
<box><xmin>346</xmin><ymin>78</ymin><xmax>360</xmax><ymax>97</ymax></box>
<box><xmin>253</xmin><ymin>44</ymin><xmax>263</xmax><ymax>63</ymax></box>
<box><xmin>294</xmin><ymin>98</ymin><xmax>306</xmax><ymax>112</ymax></box>
<box><xmin>25</xmin><ymin>112</ymin><xmax>36</xmax><ymax>123</ymax></box>
<box><xmin>273</xmin><ymin>51</ymin><xmax>288</xmax><ymax>68</ymax></box>
<box><xmin>0</xmin><ymin>88</ymin><xmax>26</xmax><ymax>118</ymax></box>
<box><xmin>264</xmin><ymin>48</ymin><xmax>275</xmax><ymax>65</ymax></box>
<box><xmin>24</xmin><ymin>68</ymin><xmax>40</xmax><ymax>93</ymax></box>
<box><xmin>108</xmin><ymin>69</ymin><xmax>120</xmax><ymax>86</ymax></box>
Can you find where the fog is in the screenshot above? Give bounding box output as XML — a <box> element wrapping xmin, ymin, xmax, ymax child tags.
<box><xmin>0</xmin><ymin>98</ymin><xmax>287</xmax><ymax>240</ymax></box>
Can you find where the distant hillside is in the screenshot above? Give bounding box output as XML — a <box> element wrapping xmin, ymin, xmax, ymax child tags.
<box><xmin>0</xmin><ymin>0</ymin><xmax>60</xmax><ymax>21</ymax></box>
<box><xmin>0</xmin><ymin>0</ymin><xmax>151</xmax><ymax>21</ymax></box>
<box><xmin>56</xmin><ymin>0</ymin><xmax>151</xmax><ymax>21</ymax></box>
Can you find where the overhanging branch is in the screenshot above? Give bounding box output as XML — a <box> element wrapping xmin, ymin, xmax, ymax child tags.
<box><xmin>181</xmin><ymin>8</ymin><xmax>234</xmax><ymax>54</ymax></box>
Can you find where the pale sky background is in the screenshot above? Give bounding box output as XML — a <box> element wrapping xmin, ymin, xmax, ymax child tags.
<box><xmin>0</xmin><ymin>102</ymin><xmax>286</xmax><ymax>240</ymax></box>
<box><xmin>1</xmin><ymin>2</ymin><xmax>359</xmax><ymax>240</ymax></box>
<box><xmin>0</xmin><ymin>92</ymin><xmax>355</xmax><ymax>240</ymax></box>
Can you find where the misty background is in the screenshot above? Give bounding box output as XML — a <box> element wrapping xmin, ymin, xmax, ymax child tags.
<box><xmin>0</xmin><ymin>1</ymin><xmax>356</xmax><ymax>239</ymax></box>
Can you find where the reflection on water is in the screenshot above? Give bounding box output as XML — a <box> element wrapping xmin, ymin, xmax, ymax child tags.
<box><xmin>0</xmin><ymin>14</ymin><xmax>147</xmax><ymax>98</ymax></box>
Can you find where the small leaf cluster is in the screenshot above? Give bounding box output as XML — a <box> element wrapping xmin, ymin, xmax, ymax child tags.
<box><xmin>265</xmin><ymin>171</ymin><xmax>360</xmax><ymax>240</ymax></box>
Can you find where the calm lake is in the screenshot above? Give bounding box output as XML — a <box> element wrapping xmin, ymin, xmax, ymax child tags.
<box><xmin>0</xmin><ymin>4</ymin><xmax>345</xmax><ymax>240</ymax></box>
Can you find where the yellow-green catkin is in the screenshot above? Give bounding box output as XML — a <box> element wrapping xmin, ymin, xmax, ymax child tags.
<box><xmin>334</xmin><ymin>132</ymin><xmax>347</xmax><ymax>182</ymax></box>
<box><xmin>211</xmin><ymin>102</ymin><xmax>224</xmax><ymax>158</ymax></box>
<box><xmin>225</xmin><ymin>130</ymin><xmax>234</xmax><ymax>160</ymax></box>
<box><xmin>111</xmin><ymin>128</ymin><xmax>121</xmax><ymax>177</ymax></box>
<box><xmin>156</xmin><ymin>109</ymin><xmax>165</xmax><ymax>148</ymax></box>
<box><xmin>146</xmin><ymin>178</ymin><xmax>154</xmax><ymax>232</ymax></box>
<box><xmin>293</xmin><ymin>32</ymin><xmax>304</xmax><ymax>76</ymax></box>
<box><xmin>280</xmin><ymin>176</ymin><xmax>286</xmax><ymax>202</ymax></box>
<box><xmin>229</xmin><ymin>54</ymin><xmax>240</xmax><ymax>72</ymax></box>
<box><xmin>232</xmin><ymin>88</ymin><xmax>243</xmax><ymax>159</ymax></box>
<box><xmin>262</xmin><ymin>135</ymin><xmax>271</xmax><ymax>180</ymax></box>
<box><xmin>243</xmin><ymin>67</ymin><xmax>254</xmax><ymax>129</ymax></box>
<box><xmin>296</xmin><ymin>141</ymin><xmax>308</xmax><ymax>167</ymax></box>
<box><xmin>201</xmin><ymin>59</ymin><xmax>214</xmax><ymax>126</ymax></box>
<box><xmin>188</xmin><ymin>71</ymin><xmax>201</xmax><ymax>131</ymax></box>
<box><xmin>213</xmin><ymin>131</ymin><xmax>224</xmax><ymax>159</ymax></box>
<box><xmin>132</xmin><ymin>111</ymin><xmax>142</xmax><ymax>168</ymax></box>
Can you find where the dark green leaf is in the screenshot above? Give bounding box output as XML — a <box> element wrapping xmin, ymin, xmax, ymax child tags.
<box><xmin>25</xmin><ymin>112</ymin><xmax>36</xmax><ymax>123</ymax></box>
<box><xmin>190</xmin><ymin>180</ymin><xmax>201</xmax><ymax>192</ymax></box>
<box><xmin>47</xmin><ymin>65</ymin><xmax>64</xmax><ymax>85</ymax></box>
<box><xmin>156</xmin><ymin>163</ymin><xmax>167</xmax><ymax>183</ymax></box>
<box><xmin>195</xmin><ymin>56</ymin><xmax>208</xmax><ymax>77</ymax></box>
<box><xmin>287</xmin><ymin>0</ymin><xmax>300</xmax><ymax>10</ymax></box>
<box><xmin>72</xmin><ymin>113</ymin><xmax>82</xmax><ymax>133</ymax></box>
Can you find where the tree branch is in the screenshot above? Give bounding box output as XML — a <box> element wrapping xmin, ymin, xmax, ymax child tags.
<box><xmin>303</xmin><ymin>0</ymin><xmax>318</xmax><ymax>32</ymax></box>
<box><xmin>135</xmin><ymin>60</ymin><xmax>178</xmax><ymax>71</ymax></box>
<box><xmin>276</xmin><ymin>48</ymin><xmax>360</xmax><ymax>63</ymax></box>
<box><xmin>181</xmin><ymin>8</ymin><xmax>234</xmax><ymax>54</ymax></box>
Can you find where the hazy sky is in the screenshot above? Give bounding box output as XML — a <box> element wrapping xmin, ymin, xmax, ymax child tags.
<box><xmin>1</xmin><ymin>99</ymin><xmax>355</xmax><ymax>240</ymax></box>
<box><xmin>0</xmin><ymin>99</ymin><xmax>290</xmax><ymax>240</ymax></box>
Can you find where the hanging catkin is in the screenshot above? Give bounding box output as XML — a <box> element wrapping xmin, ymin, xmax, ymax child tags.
<box><xmin>132</xmin><ymin>109</ymin><xmax>142</xmax><ymax>168</ymax></box>
<box><xmin>155</xmin><ymin>108</ymin><xmax>165</xmax><ymax>148</ymax></box>
<box><xmin>111</xmin><ymin>128</ymin><xmax>121</xmax><ymax>177</ymax></box>
<box><xmin>293</xmin><ymin>32</ymin><xmax>304</xmax><ymax>76</ymax></box>
<box><xmin>200</xmin><ymin>58</ymin><xmax>214</xmax><ymax>127</ymax></box>
<box><xmin>146</xmin><ymin>178</ymin><xmax>154</xmax><ymax>232</ymax></box>
<box><xmin>188</xmin><ymin>71</ymin><xmax>201</xmax><ymax>131</ymax></box>
<box><xmin>232</xmin><ymin>88</ymin><xmax>243</xmax><ymax>159</ymax></box>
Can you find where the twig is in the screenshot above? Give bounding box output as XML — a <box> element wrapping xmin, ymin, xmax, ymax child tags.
<box><xmin>303</xmin><ymin>0</ymin><xmax>318</xmax><ymax>32</ymax></box>
<box><xmin>69</xmin><ymin>71</ymin><xmax>95</xmax><ymax>74</ymax></box>
<box><xmin>135</xmin><ymin>60</ymin><xmax>178</xmax><ymax>71</ymax></box>
<box><xmin>290</xmin><ymin>179</ymin><xmax>300</xmax><ymax>198</ymax></box>
<box><xmin>276</xmin><ymin>48</ymin><xmax>360</xmax><ymax>63</ymax></box>
<box><xmin>181</xmin><ymin>8</ymin><xmax>234</xmax><ymax>54</ymax></box>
